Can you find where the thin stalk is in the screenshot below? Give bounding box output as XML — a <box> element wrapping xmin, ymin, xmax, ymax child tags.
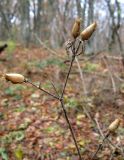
<box><xmin>94</xmin><ymin>117</ymin><xmax>124</xmax><ymax>157</ymax></box>
<box><xmin>33</xmin><ymin>33</ymin><xmax>58</xmax><ymax>57</ymax></box>
<box><xmin>59</xmin><ymin>40</ymin><xmax>82</xmax><ymax>160</ymax></box>
<box><xmin>76</xmin><ymin>40</ymin><xmax>82</xmax><ymax>54</ymax></box>
<box><xmin>107</xmin><ymin>138</ymin><xmax>124</xmax><ymax>157</ymax></box>
<box><xmin>26</xmin><ymin>37</ymin><xmax>82</xmax><ymax>159</ymax></box>
<box><xmin>102</xmin><ymin>57</ymin><xmax>116</xmax><ymax>93</ymax></box>
<box><xmin>61</xmin><ymin>39</ymin><xmax>81</xmax><ymax>98</ymax></box>
<box><xmin>75</xmin><ymin>57</ymin><xmax>87</xmax><ymax>96</ymax></box>
<box><xmin>60</xmin><ymin>99</ymin><xmax>82</xmax><ymax>160</ymax></box>
<box><xmin>49</xmin><ymin>80</ymin><xmax>60</xmax><ymax>97</ymax></box>
<box><xmin>75</xmin><ymin>42</ymin><xmax>96</xmax><ymax>125</ymax></box>
<box><xmin>91</xmin><ymin>133</ymin><xmax>110</xmax><ymax>160</ymax></box>
<box><xmin>109</xmin><ymin>150</ymin><xmax>115</xmax><ymax>160</ymax></box>
<box><xmin>25</xmin><ymin>80</ymin><xmax>59</xmax><ymax>100</ymax></box>
<box><xmin>61</xmin><ymin>56</ymin><xmax>75</xmax><ymax>98</ymax></box>
<box><xmin>94</xmin><ymin>117</ymin><xmax>104</xmax><ymax>139</ymax></box>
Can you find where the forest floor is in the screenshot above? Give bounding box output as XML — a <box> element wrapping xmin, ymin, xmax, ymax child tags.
<box><xmin>0</xmin><ymin>46</ymin><xmax>124</xmax><ymax>160</ymax></box>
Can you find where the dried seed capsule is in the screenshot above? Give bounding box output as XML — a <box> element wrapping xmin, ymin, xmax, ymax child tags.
<box><xmin>71</xmin><ymin>18</ymin><xmax>81</xmax><ymax>39</ymax></box>
<box><xmin>108</xmin><ymin>119</ymin><xmax>120</xmax><ymax>133</ymax></box>
<box><xmin>5</xmin><ymin>73</ymin><xmax>25</xmax><ymax>84</ymax></box>
<box><xmin>80</xmin><ymin>22</ymin><xmax>97</xmax><ymax>41</ymax></box>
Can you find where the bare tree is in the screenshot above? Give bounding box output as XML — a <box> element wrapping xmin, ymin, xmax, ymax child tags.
<box><xmin>0</xmin><ymin>0</ymin><xmax>15</xmax><ymax>39</ymax></box>
<box><xmin>19</xmin><ymin>0</ymin><xmax>31</xmax><ymax>46</ymax></box>
<box><xmin>76</xmin><ymin>0</ymin><xmax>87</xmax><ymax>28</ymax></box>
<box><xmin>33</xmin><ymin>0</ymin><xmax>42</xmax><ymax>41</ymax></box>
<box><xmin>86</xmin><ymin>0</ymin><xmax>95</xmax><ymax>54</ymax></box>
<box><xmin>105</xmin><ymin>0</ymin><xmax>122</xmax><ymax>51</ymax></box>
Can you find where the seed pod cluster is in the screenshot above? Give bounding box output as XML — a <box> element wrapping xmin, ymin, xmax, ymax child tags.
<box><xmin>5</xmin><ymin>73</ymin><xmax>25</xmax><ymax>84</ymax></box>
<box><xmin>80</xmin><ymin>22</ymin><xmax>97</xmax><ymax>41</ymax></box>
<box><xmin>108</xmin><ymin>119</ymin><xmax>120</xmax><ymax>133</ymax></box>
<box><xmin>71</xmin><ymin>18</ymin><xmax>97</xmax><ymax>40</ymax></box>
<box><xmin>71</xmin><ymin>18</ymin><xmax>81</xmax><ymax>39</ymax></box>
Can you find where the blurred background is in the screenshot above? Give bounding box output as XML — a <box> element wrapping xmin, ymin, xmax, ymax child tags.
<box><xmin>0</xmin><ymin>1</ymin><xmax>124</xmax><ymax>159</ymax></box>
<box><xmin>0</xmin><ymin>0</ymin><xmax>123</xmax><ymax>53</ymax></box>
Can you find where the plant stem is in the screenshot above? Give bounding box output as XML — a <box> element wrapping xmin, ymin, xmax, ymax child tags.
<box><xmin>61</xmin><ymin>56</ymin><xmax>75</xmax><ymax>98</ymax></box>
<box><xmin>75</xmin><ymin>57</ymin><xmax>87</xmax><ymax>96</ymax></box>
<box><xmin>91</xmin><ymin>133</ymin><xmax>110</xmax><ymax>160</ymax></box>
<box><xmin>25</xmin><ymin>40</ymin><xmax>82</xmax><ymax>160</ymax></box>
<box><xmin>102</xmin><ymin>56</ymin><xmax>116</xmax><ymax>93</ymax></box>
<box><xmin>60</xmin><ymin>99</ymin><xmax>82</xmax><ymax>160</ymax></box>
<box><xmin>59</xmin><ymin>40</ymin><xmax>83</xmax><ymax>160</ymax></box>
<box><xmin>49</xmin><ymin>80</ymin><xmax>60</xmax><ymax>97</ymax></box>
<box><xmin>25</xmin><ymin>80</ymin><xmax>59</xmax><ymax>99</ymax></box>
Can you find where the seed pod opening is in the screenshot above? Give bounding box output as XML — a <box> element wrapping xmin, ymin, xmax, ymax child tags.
<box><xmin>5</xmin><ymin>73</ymin><xmax>25</xmax><ymax>84</ymax></box>
<box><xmin>108</xmin><ymin>119</ymin><xmax>120</xmax><ymax>133</ymax></box>
<box><xmin>71</xmin><ymin>18</ymin><xmax>81</xmax><ymax>39</ymax></box>
<box><xmin>80</xmin><ymin>22</ymin><xmax>97</xmax><ymax>41</ymax></box>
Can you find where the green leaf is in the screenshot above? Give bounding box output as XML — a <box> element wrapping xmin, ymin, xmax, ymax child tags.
<box><xmin>0</xmin><ymin>148</ymin><xmax>8</xmax><ymax>160</ymax></box>
<box><xmin>14</xmin><ymin>131</ymin><xmax>25</xmax><ymax>141</ymax></box>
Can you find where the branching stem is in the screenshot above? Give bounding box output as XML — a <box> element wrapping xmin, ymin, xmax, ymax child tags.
<box><xmin>25</xmin><ymin>80</ymin><xmax>59</xmax><ymax>100</ymax></box>
<box><xmin>59</xmin><ymin>40</ymin><xmax>82</xmax><ymax>160</ymax></box>
<box><xmin>61</xmin><ymin>56</ymin><xmax>75</xmax><ymax>98</ymax></box>
<box><xmin>60</xmin><ymin>99</ymin><xmax>82</xmax><ymax>160</ymax></box>
<box><xmin>91</xmin><ymin>133</ymin><xmax>110</xmax><ymax>160</ymax></box>
<box><xmin>24</xmin><ymin>40</ymin><xmax>83</xmax><ymax>160</ymax></box>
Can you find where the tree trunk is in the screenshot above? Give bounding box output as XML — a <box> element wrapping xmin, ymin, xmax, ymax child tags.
<box><xmin>87</xmin><ymin>0</ymin><xmax>94</xmax><ymax>54</ymax></box>
<box><xmin>105</xmin><ymin>0</ymin><xmax>122</xmax><ymax>51</ymax></box>
<box><xmin>19</xmin><ymin>0</ymin><xmax>31</xmax><ymax>46</ymax></box>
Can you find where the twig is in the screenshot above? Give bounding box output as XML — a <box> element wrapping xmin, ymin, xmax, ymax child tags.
<box><xmin>64</xmin><ymin>51</ymin><xmax>102</xmax><ymax>63</ymax></box>
<box><xmin>114</xmin><ymin>73</ymin><xmax>124</xmax><ymax>82</ymax></box>
<box><xmin>75</xmin><ymin>45</ymin><xmax>95</xmax><ymax>124</ymax></box>
<box><xmin>108</xmin><ymin>141</ymin><xmax>124</xmax><ymax>160</ymax></box>
<box><xmin>33</xmin><ymin>34</ymin><xmax>82</xmax><ymax>159</ymax></box>
<box><xmin>105</xmin><ymin>55</ymin><xmax>123</xmax><ymax>61</ymax></box>
<box><xmin>75</xmin><ymin>57</ymin><xmax>87</xmax><ymax>96</ymax></box>
<box><xmin>82</xmin><ymin>105</ymin><xmax>95</xmax><ymax>124</ymax></box>
<box><xmin>25</xmin><ymin>79</ymin><xmax>59</xmax><ymax>100</ymax></box>
<box><xmin>26</xmin><ymin>77</ymin><xmax>83</xmax><ymax>160</ymax></box>
<box><xmin>94</xmin><ymin>117</ymin><xmax>104</xmax><ymax>139</ymax></box>
<box><xmin>61</xmin><ymin>38</ymin><xmax>76</xmax><ymax>99</ymax></box>
<box><xmin>93</xmin><ymin>118</ymin><xmax>124</xmax><ymax>159</ymax></box>
<box><xmin>94</xmin><ymin>116</ymin><xmax>124</xmax><ymax>155</ymax></box>
<box><xmin>94</xmin><ymin>117</ymin><xmax>114</xmax><ymax>151</ymax></box>
<box><xmin>91</xmin><ymin>133</ymin><xmax>110</xmax><ymax>160</ymax></box>
<box><xmin>102</xmin><ymin>56</ymin><xmax>117</xmax><ymax>93</ymax></box>
<box><xmin>82</xmin><ymin>51</ymin><xmax>103</xmax><ymax>63</ymax></box>
<box><xmin>109</xmin><ymin>150</ymin><xmax>115</xmax><ymax>160</ymax></box>
<box><xmin>60</xmin><ymin>99</ymin><xmax>82</xmax><ymax>160</ymax></box>
<box><xmin>75</xmin><ymin>39</ymin><xmax>82</xmax><ymax>56</ymax></box>
<box><xmin>59</xmin><ymin>40</ymin><xmax>82</xmax><ymax>160</ymax></box>
<box><xmin>33</xmin><ymin>33</ymin><xmax>59</xmax><ymax>57</ymax></box>
<box><xmin>108</xmin><ymin>140</ymin><xmax>124</xmax><ymax>159</ymax></box>
<box><xmin>49</xmin><ymin>80</ymin><xmax>60</xmax><ymax>97</ymax></box>
<box><xmin>61</xmin><ymin>56</ymin><xmax>75</xmax><ymax>98</ymax></box>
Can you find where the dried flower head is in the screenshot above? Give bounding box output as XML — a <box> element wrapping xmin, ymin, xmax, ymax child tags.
<box><xmin>5</xmin><ymin>73</ymin><xmax>25</xmax><ymax>84</ymax></box>
<box><xmin>80</xmin><ymin>22</ymin><xmax>97</xmax><ymax>41</ymax></box>
<box><xmin>71</xmin><ymin>18</ymin><xmax>81</xmax><ymax>39</ymax></box>
<box><xmin>108</xmin><ymin>119</ymin><xmax>120</xmax><ymax>133</ymax></box>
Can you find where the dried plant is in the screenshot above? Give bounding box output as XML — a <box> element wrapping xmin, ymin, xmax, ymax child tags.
<box><xmin>3</xmin><ymin>18</ymin><xmax>122</xmax><ymax>160</ymax></box>
<box><xmin>92</xmin><ymin>118</ymin><xmax>121</xmax><ymax>160</ymax></box>
<box><xmin>80</xmin><ymin>22</ymin><xmax>97</xmax><ymax>41</ymax></box>
<box><xmin>3</xmin><ymin>18</ymin><xmax>98</xmax><ymax>160</ymax></box>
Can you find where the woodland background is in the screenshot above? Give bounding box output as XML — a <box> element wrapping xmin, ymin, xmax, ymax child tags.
<box><xmin>0</xmin><ymin>0</ymin><xmax>124</xmax><ymax>160</ymax></box>
<box><xmin>0</xmin><ymin>0</ymin><xmax>123</xmax><ymax>52</ymax></box>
